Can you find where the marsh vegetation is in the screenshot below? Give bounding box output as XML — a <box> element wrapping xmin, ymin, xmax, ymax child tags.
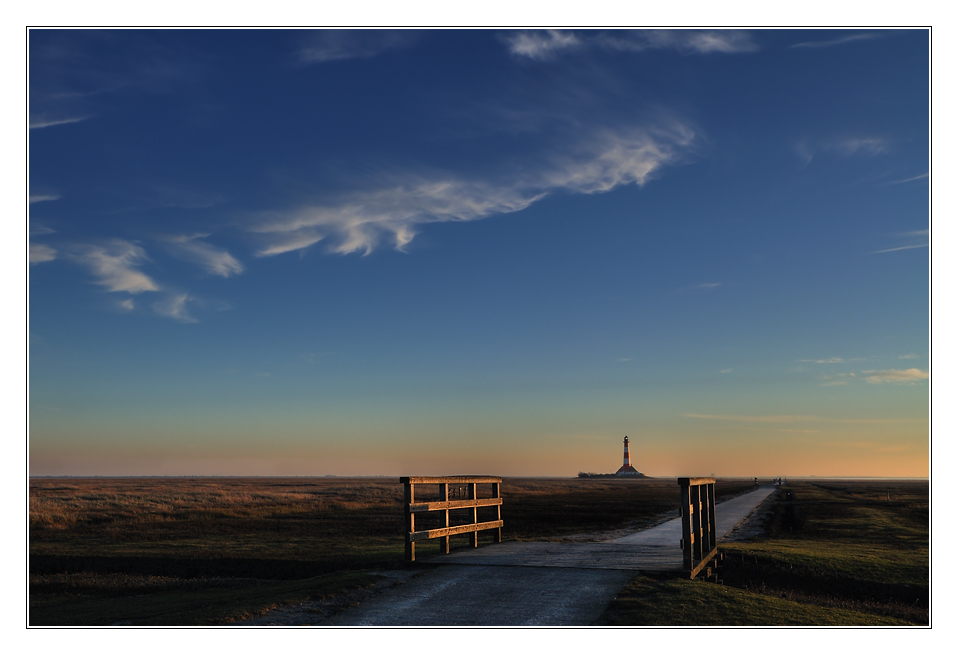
<box><xmin>30</xmin><ymin>476</ymin><xmax>752</xmax><ymax>625</ymax></box>
<box><xmin>29</xmin><ymin>477</ymin><xmax>926</xmax><ymax>625</ymax></box>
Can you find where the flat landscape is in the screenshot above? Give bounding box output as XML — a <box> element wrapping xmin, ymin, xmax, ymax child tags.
<box><xmin>28</xmin><ymin>477</ymin><xmax>927</xmax><ymax>626</ymax></box>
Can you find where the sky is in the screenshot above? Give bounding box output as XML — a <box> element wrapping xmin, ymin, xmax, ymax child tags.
<box><xmin>27</xmin><ymin>28</ymin><xmax>929</xmax><ymax>478</ymax></box>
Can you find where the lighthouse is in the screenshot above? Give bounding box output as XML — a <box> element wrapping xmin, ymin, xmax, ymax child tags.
<box><xmin>615</xmin><ymin>436</ymin><xmax>642</xmax><ymax>476</ymax></box>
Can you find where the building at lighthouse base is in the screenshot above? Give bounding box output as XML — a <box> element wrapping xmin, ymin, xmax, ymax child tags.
<box><xmin>615</xmin><ymin>464</ymin><xmax>644</xmax><ymax>477</ymax></box>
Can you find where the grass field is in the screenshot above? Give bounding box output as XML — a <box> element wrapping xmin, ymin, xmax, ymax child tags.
<box><xmin>597</xmin><ymin>480</ymin><xmax>929</xmax><ymax>626</ymax></box>
<box><xmin>29</xmin><ymin>476</ymin><xmax>927</xmax><ymax>626</ymax></box>
<box><xmin>30</xmin><ymin>476</ymin><xmax>754</xmax><ymax>625</ymax></box>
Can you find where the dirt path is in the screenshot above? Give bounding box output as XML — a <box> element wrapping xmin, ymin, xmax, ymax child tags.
<box><xmin>239</xmin><ymin>485</ymin><xmax>778</xmax><ymax>626</ymax></box>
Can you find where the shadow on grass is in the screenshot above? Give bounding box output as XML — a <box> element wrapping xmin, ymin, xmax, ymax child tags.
<box><xmin>29</xmin><ymin>570</ymin><xmax>384</xmax><ymax>626</ymax></box>
<box><xmin>597</xmin><ymin>574</ymin><xmax>914</xmax><ymax>626</ymax></box>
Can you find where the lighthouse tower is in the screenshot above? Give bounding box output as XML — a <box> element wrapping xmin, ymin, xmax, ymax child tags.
<box><xmin>615</xmin><ymin>436</ymin><xmax>642</xmax><ymax>476</ymax></box>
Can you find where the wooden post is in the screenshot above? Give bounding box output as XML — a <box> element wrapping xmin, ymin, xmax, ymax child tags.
<box><xmin>680</xmin><ymin>482</ymin><xmax>692</xmax><ymax>571</ymax></box>
<box><xmin>492</xmin><ymin>481</ymin><xmax>502</xmax><ymax>543</ymax></box>
<box><xmin>405</xmin><ymin>480</ymin><xmax>415</xmax><ymax>561</ymax></box>
<box><xmin>705</xmin><ymin>483</ymin><xmax>716</xmax><ymax>552</ymax></box>
<box><xmin>440</xmin><ymin>482</ymin><xmax>450</xmax><ymax>554</ymax></box>
<box><xmin>469</xmin><ymin>482</ymin><xmax>478</xmax><ymax>547</ymax></box>
<box><xmin>691</xmin><ymin>483</ymin><xmax>703</xmax><ymax>562</ymax></box>
<box><xmin>700</xmin><ymin>484</ymin><xmax>710</xmax><ymax>559</ymax></box>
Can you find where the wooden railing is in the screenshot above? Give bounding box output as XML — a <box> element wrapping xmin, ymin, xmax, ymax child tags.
<box><xmin>401</xmin><ymin>476</ymin><xmax>503</xmax><ymax>562</ymax></box>
<box><xmin>679</xmin><ymin>477</ymin><xmax>719</xmax><ymax>580</ymax></box>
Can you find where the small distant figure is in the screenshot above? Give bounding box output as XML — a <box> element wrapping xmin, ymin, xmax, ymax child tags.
<box><xmin>754</xmin><ymin>477</ymin><xmax>758</xmax><ymax>486</ymax></box>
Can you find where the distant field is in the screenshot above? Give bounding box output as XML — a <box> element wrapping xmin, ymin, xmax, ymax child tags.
<box><xmin>29</xmin><ymin>476</ymin><xmax>754</xmax><ymax>625</ymax></box>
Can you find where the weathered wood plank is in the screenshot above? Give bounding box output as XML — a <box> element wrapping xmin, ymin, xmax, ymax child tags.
<box><xmin>688</xmin><ymin>546</ymin><xmax>718</xmax><ymax>579</ymax></box>
<box><xmin>408</xmin><ymin>498</ymin><xmax>503</xmax><ymax>513</ymax></box>
<box><xmin>409</xmin><ymin>520</ymin><xmax>504</xmax><ymax>542</ymax></box>
<box><xmin>678</xmin><ymin>477</ymin><xmax>716</xmax><ymax>486</ymax></box>
<box><xmin>400</xmin><ymin>476</ymin><xmax>502</xmax><ymax>484</ymax></box>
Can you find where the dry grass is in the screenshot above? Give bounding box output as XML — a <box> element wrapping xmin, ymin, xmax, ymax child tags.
<box><xmin>28</xmin><ymin>475</ymin><xmax>759</xmax><ymax>625</ymax></box>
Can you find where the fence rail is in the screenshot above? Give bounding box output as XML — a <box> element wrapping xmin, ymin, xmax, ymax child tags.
<box><xmin>401</xmin><ymin>476</ymin><xmax>503</xmax><ymax>562</ymax></box>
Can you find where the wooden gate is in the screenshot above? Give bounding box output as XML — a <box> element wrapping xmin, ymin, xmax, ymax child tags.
<box><xmin>679</xmin><ymin>477</ymin><xmax>719</xmax><ymax>579</ymax></box>
<box><xmin>401</xmin><ymin>476</ymin><xmax>503</xmax><ymax>562</ymax></box>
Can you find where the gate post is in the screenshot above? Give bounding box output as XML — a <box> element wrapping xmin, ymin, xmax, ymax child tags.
<box><xmin>491</xmin><ymin>481</ymin><xmax>502</xmax><ymax>543</ymax></box>
<box><xmin>680</xmin><ymin>481</ymin><xmax>693</xmax><ymax>571</ymax></box>
<box><xmin>404</xmin><ymin>479</ymin><xmax>415</xmax><ymax>561</ymax></box>
<box><xmin>439</xmin><ymin>482</ymin><xmax>450</xmax><ymax>554</ymax></box>
<box><xmin>468</xmin><ymin>482</ymin><xmax>478</xmax><ymax>547</ymax></box>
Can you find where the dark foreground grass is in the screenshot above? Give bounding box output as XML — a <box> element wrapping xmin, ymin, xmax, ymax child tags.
<box><xmin>29</xmin><ymin>570</ymin><xmax>381</xmax><ymax>626</ymax></box>
<box><xmin>598</xmin><ymin>480</ymin><xmax>929</xmax><ymax>626</ymax></box>
<box><xmin>597</xmin><ymin>575</ymin><xmax>913</xmax><ymax>626</ymax></box>
<box><xmin>32</xmin><ymin>476</ymin><xmax>753</xmax><ymax>625</ymax></box>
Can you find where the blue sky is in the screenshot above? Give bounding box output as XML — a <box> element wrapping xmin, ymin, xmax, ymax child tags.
<box><xmin>28</xmin><ymin>29</ymin><xmax>929</xmax><ymax>477</ymax></box>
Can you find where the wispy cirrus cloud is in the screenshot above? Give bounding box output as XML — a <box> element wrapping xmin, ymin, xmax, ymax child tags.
<box><xmin>503</xmin><ymin>29</ymin><xmax>757</xmax><ymax>61</ymax></box>
<box><xmin>886</xmin><ymin>172</ymin><xmax>928</xmax><ymax>185</ymax></box>
<box><xmin>30</xmin><ymin>223</ymin><xmax>57</xmax><ymax>237</ymax></box>
<box><xmin>819</xmin><ymin>368</ymin><xmax>929</xmax><ymax>385</ymax></box>
<box><xmin>874</xmin><ymin>229</ymin><xmax>928</xmax><ymax>254</ymax></box>
<box><xmin>152</xmin><ymin>293</ymin><xmax>197</xmax><ymax>323</ymax></box>
<box><xmin>29</xmin><ymin>114</ymin><xmax>90</xmax><ymax>129</ymax></box>
<box><xmin>160</xmin><ymin>234</ymin><xmax>243</xmax><ymax>277</ymax></box>
<box><xmin>67</xmin><ymin>240</ymin><xmax>159</xmax><ymax>294</ymax></box>
<box><xmin>502</xmin><ymin>30</ymin><xmax>582</xmax><ymax>60</ymax></box>
<box><xmin>252</xmin><ymin>124</ymin><xmax>696</xmax><ymax>257</ymax></box>
<box><xmin>253</xmin><ymin>179</ymin><xmax>542</xmax><ymax>257</ymax></box>
<box><xmin>790</xmin><ymin>33</ymin><xmax>880</xmax><ymax>49</ymax></box>
<box><xmin>683</xmin><ymin>413</ymin><xmax>919</xmax><ymax>425</ymax></box>
<box><xmin>819</xmin><ymin>371</ymin><xmax>857</xmax><ymax>386</ymax></box>
<box><xmin>29</xmin><ymin>194</ymin><xmax>61</xmax><ymax>204</ymax></box>
<box><xmin>831</xmin><ymin>137</ymin><xmax>890</xmax><ymax>156</ymax></box>
<box><xmin>255</xmin><ymin>229</ymin><xmax>326</xmax><ymax>257</ymax></box>
<box><xmin>599</xmin><ymin>30</ymin><xmax>757</xmax><ymax>55</ymax></box>
<box><xmin>299</xmin><ymin>30</ymin><xmax>416</xmax><ymax>63</ymax></box>
<box><xmin>684</xmin><ymin>413</ymin><xmax>819</xmax><ymax>423</ymax></box>
<box><xmin>676</xmin><ymin>282</ymin><xmax>722</xmax><ymax>294</ymax></box>
<box><xmin>62</xmin><ymin>238</ymin><xmax>227</xmax><ymax>322</ymax></box>
<box><xmin>861</xmin><ymin>368</ymin><xmax>929</xmax><ymax>384</ymax></box>
<box><xmin>874</xmin><ymin>243</ymin><xmax>928</xmax><ymax>254</ymax></box>
<box><xmin>800</xmin><ymin>356</ymin><xmax>868</xmax><ymax>364</ymax></box>
<box><xmin>796</xmin><ymin>136</ymin><xmax>890</xmax><ymax>164</ymax></box>
<box><xmin>29</xmin><ymin>244</ymin><xmax>57</xmax><ymax>264</ymax></box>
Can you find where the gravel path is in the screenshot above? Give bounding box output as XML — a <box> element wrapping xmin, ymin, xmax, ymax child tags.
<box><xmin>243</xmin><ymin>485</ymin><xmax>778</xmax><ymax>626</ymax></box>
